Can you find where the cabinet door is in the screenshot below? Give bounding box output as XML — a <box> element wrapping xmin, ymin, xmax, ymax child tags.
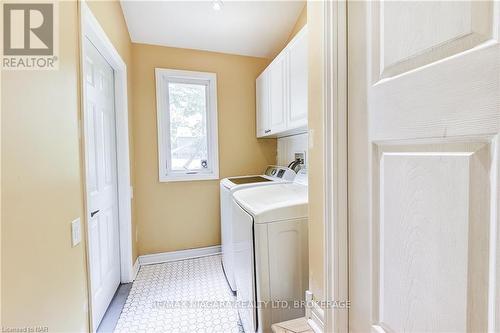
<box><xmin>256</xmin><ymin>70</ymin><xmax>270</xmax><ymax>137</ymax></box>
<box><xmin>288</xmin><ymin>28</ymin><xmax>308</xmax><ymax>129</ymax></box>
<box><xmin>268</xmin><ymin>55</ymin><xmax>287</xmax><ymax>134</ymax></box>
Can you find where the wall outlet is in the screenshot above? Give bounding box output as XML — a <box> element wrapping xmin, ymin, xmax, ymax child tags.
<box><xmin>71</xmin><ymin>218</ymin><xmax>81</xmax><ymax>247</ymax></box>
<box><xmin>294</xmin><ymin>151</ymin><xmax>307</xmax><ymax>166</ymax></box>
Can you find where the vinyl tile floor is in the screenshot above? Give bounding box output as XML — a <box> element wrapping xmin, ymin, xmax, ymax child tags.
<box><xmin>113</xmin><ymin>254</ymin><xmax>243</xmax><ymax>333</ymax></box>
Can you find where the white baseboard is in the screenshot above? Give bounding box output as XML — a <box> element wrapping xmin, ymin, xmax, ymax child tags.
<box><xmin>306</xmin><ymin>290</ymin><xmax>325</xmax><ymax>333</ymax></box>
<box><xmin>132</xmin><ymin>258</ymin><xmax>140</xmax><ymax>280</ymax></box>
<box><xmin>138</xmin><ymin>245</ymin><xmax>222</xmax><ymax>266</ymax></box>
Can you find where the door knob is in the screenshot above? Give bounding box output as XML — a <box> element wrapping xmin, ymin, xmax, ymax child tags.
<box><xmin>90</xmin><ymin>210</ymin><xmax>100</xmax><ymax>218</ymax></box>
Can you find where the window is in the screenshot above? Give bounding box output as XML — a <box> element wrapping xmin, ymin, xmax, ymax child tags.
<box><xmin>155</xmin><ymin>68</ymin><xmax>219</xmax><ymax>182</ymax></box>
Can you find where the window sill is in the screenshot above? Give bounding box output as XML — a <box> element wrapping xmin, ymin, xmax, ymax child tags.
<box><xmin>159</xmin><ymin>172</ymin><xmax>219</xmax><ymax>183</ymax></box>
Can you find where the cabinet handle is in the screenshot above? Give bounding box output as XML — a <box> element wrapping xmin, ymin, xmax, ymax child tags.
<box><xmin>90</xmin><ymin>210</ymin><xmax>100</xmax><ymax>218</ymax></box>
<box><xmin>265</xmin><ymin>129</ymin><xmax>271</xmax><ymax>133</ymax></box>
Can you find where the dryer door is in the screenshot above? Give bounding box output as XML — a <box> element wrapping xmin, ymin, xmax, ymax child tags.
<box><xmin>232</xmin><ymin>199</ymin><xmax>257</xmax><ymax>333</ymax></box>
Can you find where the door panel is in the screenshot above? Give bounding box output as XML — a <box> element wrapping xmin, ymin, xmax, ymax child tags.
<box><xmin>103</xmin><ymin>109</ymin><xmax>114</xmax><ymax>185</ymax></box>
<box><xmin>348</xmin><ymin>1</ymin><xmax>500</xmax><ymax>332</ymax></box>
<box><xmin>90</xmin><ymin>215</ymin><xmax>102</xmax><ymax>290</ymax></box>
<box><xmin>87</xmin><ymin>102</ymin><xmax>99</xmax><ymax>194</ymax></box>
<box><xmin>373</xmin><ymin>141</ymin><xmax>491</xmax><ymax>332</ymax></box>
<box><xmin>83</xmin><ymin>37</ymin><xmax>121</xmax><ymax>329</ymax></box>
<box><xmin>373</xmin><ymin>1</ymin><xmax>494</xmax><ymax>79</ymax></box>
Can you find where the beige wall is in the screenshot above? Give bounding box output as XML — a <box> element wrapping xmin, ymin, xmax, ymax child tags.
<box><xmin>86</xmin><ymin>0</ymin><xmax>138</xmax><ymax>262</ymax></box>
<box><xmin>1</xmin><ymin>2</ymin><xmax>89</xmax><ymax>331</ymax></box>
<box><xmin>2</xmin><ymin>1</ymin><xmax>134</xmax><ymax>331</ymax></box>
<box><xmin>132</xmin><ymin>44</ymin><xmax>276</xmax><ymax>255</ymax></box>
<box><xmin>307</xmin><ymin>1</ymin><xmax>325</xmax><ymax>301</ymax></box>
<box><xmin>287</xmin><ymin>4</ymin><xmax>307</xmax><ymax>44</ymax></box>
<box><xmin>271</xmin><ymin>3</ymin><xmax>307</xmax><ymax>59</ymax></box>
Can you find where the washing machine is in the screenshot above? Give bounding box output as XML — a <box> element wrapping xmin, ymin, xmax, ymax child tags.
<box><xmin>232</xmin><ymin>170</ymin><xmax>308</xmax><ymax>333</ymax></box>
<box><xmin>220</xmin><ymin>166</ymin><xmax>296</xmax><ymax>292</ymax></box>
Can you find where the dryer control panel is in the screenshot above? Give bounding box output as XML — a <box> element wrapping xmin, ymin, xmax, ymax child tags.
<box><xmin>264</xmin><ymin>166</ymin><xmax>296</xmax><ymax>181</ymax></box>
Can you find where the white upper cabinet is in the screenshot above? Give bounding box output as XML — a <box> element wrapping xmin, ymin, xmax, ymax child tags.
<box><xmin>256</xmin><ymin>26</ymin><xmax>308</xmax><ymax>138</ymax></box>
<box><xmin>256</xmin><ymin>71</ymin><xmax>270</xmax><ymax>137</ymax></box>
<box><xmin>287</xmin><ymin>28</ymin><xmax>308</xmax><ymax>129</ymax></box>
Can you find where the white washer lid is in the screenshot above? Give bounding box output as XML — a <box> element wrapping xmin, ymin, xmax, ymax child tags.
<box><xmin>233</xmin><ymin>183</ymin><xmax>308</xmax><ymax>223</ymax></box>
<box><xmin>221</xmin><ymin>175</ymin><xmax>268</xmax><ymax>189</ymax></box>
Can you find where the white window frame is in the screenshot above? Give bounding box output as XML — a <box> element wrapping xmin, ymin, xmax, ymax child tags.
<box><xmin>155</xmin><ymin>68</ymin><xmax>219</xmax><ymax>182</ymax></box>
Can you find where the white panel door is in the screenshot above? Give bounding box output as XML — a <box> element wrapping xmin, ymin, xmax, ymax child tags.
<box><xmin>348</xmin><ymin>1</ymin><xmax>500</xmax><ymax>332</ymax></box>
<box><xmin>269</xmin><ymin>54</ymin><xmax>287</xmax><ymax>134</ymax></box>
<box><xmin>256</xmin><ymin>70</ymin><xmax>271</xmax><ymax>137</ymax></box>
<box><xmin>83</xmin><ymin>37</ymin><xmax>121</xmax><ymax>329</ymax></box>
<box><xmin>288</xmin><ymin>27</ymin><xmax>308</xmax><ymax>130</ymax></box>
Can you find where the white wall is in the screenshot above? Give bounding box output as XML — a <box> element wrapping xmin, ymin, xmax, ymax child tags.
<box><xmin>277</xmin><ymin>132</ymin><xmax>308</xmax><ymax>167</ymax></box>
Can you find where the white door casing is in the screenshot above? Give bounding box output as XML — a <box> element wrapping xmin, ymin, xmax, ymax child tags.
<box><xmin>323</xmin><ymin>1</ymin><xmax>348</xmax><ymax>332</ymax></box>
<box><xmin>348</xmin><ymin>1</ymin><xmax>500</xmax><ymax>332</ymax></box>
<box><xmin>83</xmin><ymin>37</ymin><xmax>121</xmax><ymax>329</ymax></box>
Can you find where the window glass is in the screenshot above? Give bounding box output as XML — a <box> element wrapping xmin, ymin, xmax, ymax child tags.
<box><xmin>167</xmin><ymin>82</ymin><xmax>209</xmax><ymax>171</ymax></box>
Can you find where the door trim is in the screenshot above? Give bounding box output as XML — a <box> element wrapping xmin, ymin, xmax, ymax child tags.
<box><xmin>79</xmin><ymin>1</ymin><xmax>133</xmax><ymax>330</ymax></box>
<box><xmin>323</xmin><ymin>1</ymin><xmax>348</xmax><ymax>332</ymax></box>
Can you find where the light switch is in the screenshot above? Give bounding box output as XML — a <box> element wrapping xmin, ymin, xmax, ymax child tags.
<box><xmin>71</xmin><ymin>218</ymin><xmax>81</xmax><ymax>247</ymax></box>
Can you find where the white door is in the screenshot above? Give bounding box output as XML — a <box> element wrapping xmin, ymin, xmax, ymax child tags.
<box><xmin>83</xmin><ymin>37</ymin><xmax>121</xmax><ymax>329</ymax></box>
<box><xmin>256</xmin><ymin>70</ymin><xmax>271</xmax><ymax>137</ymax></box>
<box><xmin>269</xmin><ymin>55</ymin><xmax>287</xmax><ymax>134</ymax></box>
<box><xmin>287</xmin><ymin>27</ymin><xmax>308</xmax><ymax>130</ymax></box>
<box><xmin>348</xmin><ymin>1</ymin><xmax>500</xmax><ymax>332</ymax></box>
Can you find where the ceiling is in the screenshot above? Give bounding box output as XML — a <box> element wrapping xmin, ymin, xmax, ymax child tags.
<box><xmin>120</xmin><ymin>1</ymin><xmax>305</xmax><ymax>58</ymax></box>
